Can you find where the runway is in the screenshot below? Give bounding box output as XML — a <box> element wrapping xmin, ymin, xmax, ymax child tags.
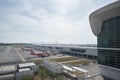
<box><xmin>0</xmin><ymin>46</ymin><xmax>22</xmax><ymax>65</ymax></box>
<box><xmin>0</xmin><ymin>46</ymin><xmax>39</xmax><ymax>65</ymax></box>
<box><xmin>0</xmin><ymin>45</ymin><xmax>70</xmax><ymax>65</ymax></box>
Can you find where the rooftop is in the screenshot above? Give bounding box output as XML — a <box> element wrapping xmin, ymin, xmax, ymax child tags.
<box><xmin>18</xmin><ymin>62</ymin><xmax>36</xmax><ymax>68</ymax></box>
<box><xmin>19</xmin><ymin>68</ymin><xmax>30</xmax><ymax>72</ymax></box>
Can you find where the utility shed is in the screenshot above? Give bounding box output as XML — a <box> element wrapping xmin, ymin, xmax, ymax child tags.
<box><xmin>18</xmin><ymin>62</ymin><xmax>39</xmax><ymax>73</ymax></box>
<box><xmin>0</xmin><ymin>65</ymin><xmax>17</xmax><ymax>75</ymax></box>
<box><xmin>43</xmin><ymin>60</ymin><xmax>63</xmax><ymax>74</ymax></box>
<box><xmin>16</xmin><ymin>68</ymin><xmax>34</xmax><ymax>80</ymax></box>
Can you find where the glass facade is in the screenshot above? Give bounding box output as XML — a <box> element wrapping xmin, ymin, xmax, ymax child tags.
<box><xmin>98</xmin><ymin>16</ymin><xmax>120</xmax><ymax>69</ymax></box>
<box><xmin>70</xmin><ymin>48</ymin><xmax>86</xmax><ymax>53</ymax></box>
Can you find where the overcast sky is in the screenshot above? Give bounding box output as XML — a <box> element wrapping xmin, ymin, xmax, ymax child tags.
<box><xmin>0</xmin><ymin>0</ymin><xmax>117</xmax><ymax>44</ymax></box>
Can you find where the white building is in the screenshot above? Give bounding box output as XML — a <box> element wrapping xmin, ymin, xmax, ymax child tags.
<box><xmin>89</xmin><ymin>1</ymin><xmax>120</xmax><ymax>80</ymax></box>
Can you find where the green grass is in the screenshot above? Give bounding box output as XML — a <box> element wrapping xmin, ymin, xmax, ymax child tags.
<box><xmin>21</xmin><ymin>75</ymin><xmax>33</xmax><ymax>80</ymax></box>
<box><xmin>26</xmin><ymin>59</ymin><xmax>43</xmax><ymax>65</ymax></box>
<box><xmin>64</xmin><ymin>60</ymin><xmax>90</xmax><ymax>66</ymax></box>
<box><xmin>50</xmin><ymin>57</ymin><xmax>79</xmax><ymax>62</ymax></box>
<box><xmin>32</xmin><ymin>59</ymin><xmax>42</xmax><ymax>64</ymax></box>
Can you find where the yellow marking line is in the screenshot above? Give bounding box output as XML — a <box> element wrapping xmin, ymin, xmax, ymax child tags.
<box><xmin>15</xmin><ymin>49</ymin><xmax>26</xmax><ymax>62</ymax></box>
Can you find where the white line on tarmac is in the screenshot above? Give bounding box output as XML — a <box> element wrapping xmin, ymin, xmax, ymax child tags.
<box><xmin>15</xmin><ymin>49</ymin><xmax>26</xmax><ymax>62</ymax></box>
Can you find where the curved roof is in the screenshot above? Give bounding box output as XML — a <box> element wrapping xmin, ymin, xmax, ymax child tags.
<box><xmin>89</xmin><ymin>1</ymin><xmax>120</xmax><ymax>36</ymax></box>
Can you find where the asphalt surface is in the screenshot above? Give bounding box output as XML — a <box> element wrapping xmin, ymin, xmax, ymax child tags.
<box><xmin>0</xmin><ymin>46</ymin><xmax>40</xmax><ymax>65</ymax></box>
<box><xmin>15</xmin><ymin>48</ymin><xmax>38</xmax><ymax>61</ymax></box>
<box><xmin>0</xmin><ymin>46</ymin><xmax>22</xmax><ymax>65</ymax></box>
<box><xmin>0</xmin><ymin>46</ymin><xmax>69</xmax><ymax>65</ymax></box>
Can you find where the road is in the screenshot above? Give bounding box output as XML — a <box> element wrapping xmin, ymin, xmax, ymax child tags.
<box><xmin>15</xmin><ymin>48</ymin><xmax>38</xmax><ymax>61</ymax></box>
<box><xmin>15</xmin><ymin>48</ymin><xmax>26</xmax><ymax>62</ymax></box>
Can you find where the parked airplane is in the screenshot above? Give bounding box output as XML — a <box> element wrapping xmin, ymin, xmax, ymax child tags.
<box><xmin>30</xmin><ymin>49</ymin><xmax>50</xmax><ymax>57</ymax></box>
<box><xmin>21</xmin><ymin>47</ymin><xmax>32</xmax><ymax>52</ymax></box>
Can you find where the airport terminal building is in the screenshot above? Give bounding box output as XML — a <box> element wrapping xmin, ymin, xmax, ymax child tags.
<box><xmin>89</xmin><ymin>1</ymin><xmax>120</xmax><ymax>80</ymax></box>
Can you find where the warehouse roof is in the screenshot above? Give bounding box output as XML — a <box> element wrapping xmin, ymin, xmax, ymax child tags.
<box><xmin>18</xmin><ymin>62</ymin><xmax>36</xmax><ymax>68</ymax></box>
<box><xmin>0</xmin><ymin>74</ymin><xmax>14</xmax><ymax>79</ymax></box>
<box><xmin>0</xmin><ymin>65</ymin><xmax>16</xmax><ymax>74</ymax></box>
<box><xmin>19</xmin><ymin>68</ymin><xmax>30</xmax><ymax>72</ymax></box>
<box><xmin>62</xmin><ymin>65</ymin><xmax>73</xmax><ymax>71</ymax></box>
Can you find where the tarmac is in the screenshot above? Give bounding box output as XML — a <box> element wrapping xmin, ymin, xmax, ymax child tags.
<box><xmin>0</xmin><ymin>46</ymin><xmax>104</xmax><ymax>80</ymax></box>
<box><xmin>0</xmin><ymin>46</ymin><xmax>70</xmax><ymax>65</ymax></box>
<box><xmin>0</xmin><ymin>46</ymin><xmax>22</xmax><ymax>65</ymax></box>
